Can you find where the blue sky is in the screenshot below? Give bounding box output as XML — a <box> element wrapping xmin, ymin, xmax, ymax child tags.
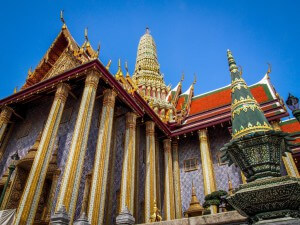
<box><xmin>1</xmin><ymin>0</ymin><xmax>299</xmax><ymax>115</ymax></box>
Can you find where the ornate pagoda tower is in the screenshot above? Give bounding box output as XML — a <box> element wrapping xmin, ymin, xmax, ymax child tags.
<box><xmin>132</xmin><ymin>28</ymin><xmax>173</xmax><ymax>122</ymax></box>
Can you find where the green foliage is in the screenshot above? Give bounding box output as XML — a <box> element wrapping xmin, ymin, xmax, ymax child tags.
<box><xmin>203</xmin><ymin>190</ymin><xmax>232</xmax><ymax>209</ymax></box>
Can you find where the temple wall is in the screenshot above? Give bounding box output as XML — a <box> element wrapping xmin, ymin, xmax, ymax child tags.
<box><xmin>178</xmin><ymin>136</ymin><xmax>204</xmax><ymax>215</ymax></box>
<box><xmin>208</xmin><ymin>127</ymin><xmax>242</xmax><ymax>191</ymax></box>
<box><xmin>177</xmin><ymin>127</ymin><xmax>243</xmax><ymax>215</ymax></box>
<box><xmin>0</xmin><ymin>96</ymin><xmax>52</xmax><ymax>177</ymax></box>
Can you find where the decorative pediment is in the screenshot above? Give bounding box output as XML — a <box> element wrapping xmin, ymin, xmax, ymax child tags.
<box><xmin>43</xmin><ymin>49</ymin><xmax>81</xmax><ymax>80</ymax></box>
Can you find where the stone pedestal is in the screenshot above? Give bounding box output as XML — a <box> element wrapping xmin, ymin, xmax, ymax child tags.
<box><xmin>50</xmin><ymin>206</ymin><xmax>70</xmax><ymax>225</ymax></box>
<box><xmin>227</xmin><ymin>176</ymin><xmax>300</xmax><ymax>223</ymax></box>
<box><xmin>116</xmin><ymin>207</ymin><xmax>135</xmax><ymax>225</ymax></box>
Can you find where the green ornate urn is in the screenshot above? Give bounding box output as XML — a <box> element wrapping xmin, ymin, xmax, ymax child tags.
<box><xmin>220</xmin><ymin>50</ymin><xmax>300</xmax><ymax>223</ymax></box>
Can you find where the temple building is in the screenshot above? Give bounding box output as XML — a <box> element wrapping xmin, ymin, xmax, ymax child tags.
<box><xmin>0</xmin><ymin>16</ymin><xmax>299</xmax><ymax>225</ymax></box>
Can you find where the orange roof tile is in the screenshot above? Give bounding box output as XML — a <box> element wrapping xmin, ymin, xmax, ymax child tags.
<box><xmin>189</xmin><ymin>84</ymin><xmax>271</xmax><ymax>116</ymax></box>
<box><xmin>280</xmin><ymin>119</ymin><xmax>300</xmax><ymax>134</ymax></box>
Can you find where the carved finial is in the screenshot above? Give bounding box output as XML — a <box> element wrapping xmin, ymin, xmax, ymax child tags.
<box><xmin>146</xmin><ymin>27</ymin><xmax>150</xmax><ymax>34</ymax></box>
<box><xmin>96</xmin><ymin>43</ymin><xmax>100</xmax><ymax>56</ymax></box>
<box><xmin>106</xmin><ymin>60</ymin><xmax>112</xmax><ymax>70</ymax></box>
<box><xmin>267</xmin><ymin>62</ymin><xmax>272</xmax><ymax>76</ymax></box>
<box><xmin>125</xmin><ymin>61</ymin><xmax>129</xmax><ymax>73</ymax></box>
<box><xmin>193</xmin><ymin>74</ymin><xmax>197</xmax><ymax>85</ymax></box>
<box><xmin>60</xmin><ymin>10</ymin><xmax>66</xmax><ymax>29</ymax></box>
<box><xmin>181</xmin><ymin>72</ymin><xmax>184</xmax><ymax>82</ymax></box>
<box><xmin>13</xmin><ymin>87</ymin><xmax>18</xmax><ymax>94</ymax></box>
<box><xmin>118</xmin><ymin>58</ymin><xmax>121</xmax><ymax>69</ymax></box>
<box><xmin>238</xmin><ymin>65</ymin><xmax>243</xmax><ymax>76</ymax></box>
<box><xmin>84</xmin><ymin>27</ymin><xmax>88</xmax><ymax>42</ymax></box>
<box><xmin>227</xmin><ymin>49</ymin><xmax>238</xmax><ymax>73</ymax></box>
<box><xmin>27</xmin><ymin>67</ymin><xmax>33</xmax><ymax>79</ymax></box>
<box><xmin>125</xmin><ymin>61</ymin><xmax>130</xmax><ymax>78</ymax></box>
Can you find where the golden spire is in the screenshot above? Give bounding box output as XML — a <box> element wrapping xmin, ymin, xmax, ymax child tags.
<box><xmin>27</xmin><ymin>67</ymin><xmax>33</xmax><ymax>79</ymax></box>
<box><xmin>185</xmin><ymin>182</ymin><xmax>204</xmax><ymax>217</ymax></box>
<box><xmin>13</xmin><ymin>87</ymin><xmax>18</xmax><ymax>94</ymax></box>
<box><xmin>125</xmin><ymin>61</ymin><xmax>130</xmax><ymax>78</ymax></box>
<box><xmin>60</xmin><ymin>10</ymin><xmax>66</xmax><ymax>29</ymax></box>
<box><xmin>115</xmin><ymin>59</ymin><xmax>124</xmax><ymax>79</ymax></box>
<box><xmin>106</xmin><ymin>60</ymin><xmax>112</xmax><ymax>70</ymax></box>
<box><xmin>266</xmin><ymin>62</ymin><xmax>272</xmax><ymax>78</ymax></box>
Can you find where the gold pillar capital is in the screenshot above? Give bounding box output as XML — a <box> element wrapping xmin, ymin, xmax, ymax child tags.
<box><xmin>85</xmin><ymin>71</ymin><xmax>100</xmax><ymax>89</ymax></box>
<box><xmin>125</xmin><ymin>112</ymin><xmax>137</xmax><ymax>129</ymax></box>
<box><xmin>197</xmin><ymin>129</ymin><xmax>208</xmax><ymax>141</ymax></box>
<box><xmin>54</xmin><ymin>83</ymin><xmax>70</xmax><ymax>102</ymax></box>
<box><xmin>0</xmin><ymin>106</ymin><xmax>13</xmax><ymax>124</ymax></box>
<box><xmin>103</xmin><ymin>89</ymin><xmax>117</xmax><ymax>107</ymax></box>
<box><xmin>145</xmin><ymin>121</ymin><xmax>155</xmax><ymax>135</ymax></box>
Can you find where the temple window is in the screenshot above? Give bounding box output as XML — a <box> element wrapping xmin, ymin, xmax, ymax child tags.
<box><xmin>184</xmin><ymin>158</ymin><xmax>198</xmax><ymax>172</ymax></box>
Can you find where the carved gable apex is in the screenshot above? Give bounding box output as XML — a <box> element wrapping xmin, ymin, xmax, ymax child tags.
<box><xmin>43</xmin><ymin>49</ymin><xmax>81</xmax><ymax>80</ymax></box>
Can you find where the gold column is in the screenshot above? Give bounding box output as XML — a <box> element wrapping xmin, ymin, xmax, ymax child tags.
<box><xmin>198</xmin><ymin>129</ymin><xmax>217</xmax><ymax>214</ymax></box>
<box><xmin>81</xmin><ymin>172</ymin><xmax>92</xmax><ymax>215</ymax></box>
<box><xmin>14</xmin><ymin>83</ymin><xmax>70</xmax><ymax>225</ymax></box>
<box><xmin>163</xmin><ymin>139</ymin><xmax>175</xmax><ymax>220</ymax></box>
<box><xmin>56</xmin><ymin>72</ymin><xmax>99</xmax><ymax>222</ymax></box>
<box><xmin>271</xmin><ymin>121</ymin><xmax>299</xmax><ymax>177</ymax></box>
<box><xmin>155</xmin><ymin>136</ymin><xmax>161</xmax><ymax>210</ymax></box>
<box><xmin>0</xmin><ymin>106</ymin><xmax>13</xmax><ymax>144</ymax></box>
<box><xmin>134</xmin><ymin>123</ymin><xmax>140</xmax><ymax>221</ymax></box>
<box><xmin>119</xmin><ymin>112</ymin><xmax>137</xmax><ymax>214</ymax></box>
<box><xmin>145</xmin><ymin>121</ymin><xmax>156</xmax><ymax>222</ymax></box>
<box><xmin>88</xmin><ymin>89</ymin><xmax>117</xmax><ymax>225</ymax></box>
<box><xmin>172</xmin><ymin>140</ymin><xmax>182</xmax><ymax>219</ymax></box>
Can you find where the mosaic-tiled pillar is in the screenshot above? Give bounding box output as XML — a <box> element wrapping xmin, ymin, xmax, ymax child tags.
<box><xmin>172</xmin><ymin>140</ymin><xmax>182</xmax><ymax>219</ymax></box>
<box><xmin>198</xmin><ymin>129</ymin><xmax>217</xmax><ymax>214</ymax></box>
<box><xmin>271</xmin><ymin>121</ymin><xmax>299</xmax><ymax>177</ymax></box>
<box><xmin>14</xmin><ymin>83</ymin><xmax>70</xmax><ymax>225</ymax></box>
<box><xmin>0</xmin><ymin>106</ymin><xmax>13</xmax><ymax>144</ymax></box>
<box><xmin>163</xmin><ymin>139</ymin><xmax>175</xmax><ymax>220</ymax></box>
<box><xmin>81</xmin><ymin>172</ymin><xmax>92</xmax><ymax>215</ymax></box>
<box><xmin>145</xmin><ymin>121</ymin><xmax>156</xmax><ymax>222</ymax></box>
<box><xmin>134</xmin><ymin>123</ymin><xmax>140</xmax><ymax>221</ymax></box>
<box><xmin>155</xmin><ymin>135</ymin><xmax>161</xmax><ymax>210</ymax></box>
<box><xmin>55</xmin><ymin>71</ymin><xmax>99</xmax><ymax>222</ymax></box>
<box><xmin>119</xmin><ymin>112</ymin><xmax>137</xmax><ymax>214</ymax></box>
<box><xmin>88</xmin><ymin>89</ymin><xmax>117</xmax><ymax>225</ymax></box>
